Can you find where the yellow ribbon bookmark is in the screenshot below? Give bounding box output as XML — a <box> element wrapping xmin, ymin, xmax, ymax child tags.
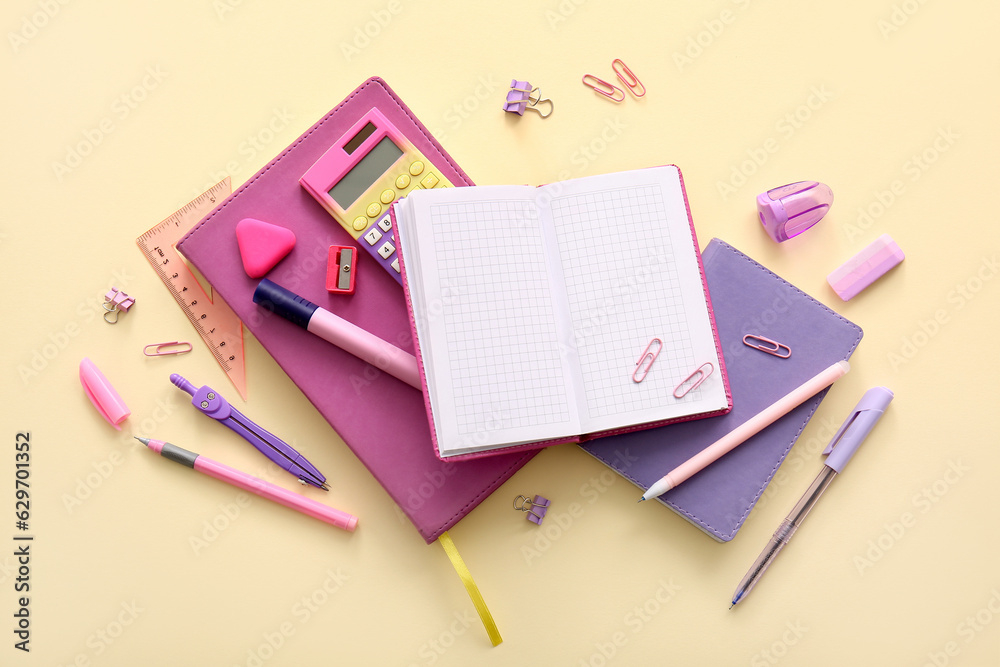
<box><xmin>438</xmin><ymin>531</ymin><xmax>503</xmax><ymax>646</ymax></box>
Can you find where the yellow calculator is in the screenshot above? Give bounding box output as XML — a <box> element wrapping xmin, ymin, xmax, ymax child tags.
<box><xmin>299</xmin><ymin>108</ymin><xmax>454</xmax><ymax>283</ymax></box>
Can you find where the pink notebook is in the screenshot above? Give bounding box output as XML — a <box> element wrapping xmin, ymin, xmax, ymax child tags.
<box><xmin>177</xmin><ymin>78</ymin><xmax>534</xmax><ymax>543</ymax></box>
<box><xmin>392</xmin><ymin>166</ymin><xmax>733</xmax><ymax>460</ymax></box>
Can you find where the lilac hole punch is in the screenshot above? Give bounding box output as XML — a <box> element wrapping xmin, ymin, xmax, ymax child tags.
<box><xmin>514</xmin><ymin>494</ymin><xmax>550</xmax><ymax>525</ymax></box>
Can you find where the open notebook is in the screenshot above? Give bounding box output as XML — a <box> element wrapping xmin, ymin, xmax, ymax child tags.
<box><xmin>394</xmin><ymin>166</ymin><xmax>731</xmax><ymax>459</ymax></box>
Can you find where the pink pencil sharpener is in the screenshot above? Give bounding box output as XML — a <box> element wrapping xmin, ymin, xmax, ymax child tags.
<box><xmin>756</xmin><ymin>181</ymin><xmax>834</xmax><ymax>242</ymax></box>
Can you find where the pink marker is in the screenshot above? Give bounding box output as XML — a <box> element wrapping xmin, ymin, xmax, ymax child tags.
<box><xmin>136</xmin><ymin>437</ymin><xmax>358</xmax><ymax>532</ymax></box>
<box><xmin>253</xmin><ymin>279</ymin><xmax>420</xmax><ymax>390</ymax></box>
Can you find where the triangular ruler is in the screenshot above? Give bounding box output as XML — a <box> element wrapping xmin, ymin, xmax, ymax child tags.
<box><xmin>136</xmin><ymin>178</ymin><xmax>248</xmax><ymax>399</ymax></box>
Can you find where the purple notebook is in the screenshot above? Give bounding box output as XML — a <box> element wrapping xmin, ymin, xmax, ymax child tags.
<box><xmin>582</xmin><ymin>239</ymin><xmax>863</xmax><ymax>541</ymax></box>
<box><xmin>177</xmin><ymin>78</ymin><xmax>534</xmax><ymax>543</ymax></box>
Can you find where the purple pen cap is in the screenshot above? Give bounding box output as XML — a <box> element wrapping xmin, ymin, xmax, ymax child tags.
<box><xmin>80</xmin><ymin>357</ymin><xmax>131</xmax><ymax>430</ymax></box>
<box><xmin>757</xmin><ymin>181</ymin><xmax>834</xmax><ymax>243</ymax></box>
<box><xmin>823</xmin><ymin>387</ymin><xmax>893</xmax><ymax>473</ymax></box>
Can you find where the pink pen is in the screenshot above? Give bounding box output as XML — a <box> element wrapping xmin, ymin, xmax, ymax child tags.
<box><xmin>253</xmin><ymin>279</ymin><xmax>421</xmax><ymax>390</ymax></box>
<box><xmin>136</xmin><ymin>437</ymin><xmax>358</xmax><ymax>532</ymax></box>
<box><xmin>640</xmin><ymin>361</ymin><xmax>850</xmax><ymax>501</ymax></box>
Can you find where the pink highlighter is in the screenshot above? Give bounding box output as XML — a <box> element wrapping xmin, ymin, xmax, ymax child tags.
<box><xmin>252</xmin><ymin>279</ymin><xmax>421</xmax><ymax>390</ymax></box>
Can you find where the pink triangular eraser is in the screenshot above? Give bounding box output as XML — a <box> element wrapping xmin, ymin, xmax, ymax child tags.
<box><xmin>235</xmin><ymin>218</ymin><xmax>296</xmax><ymax>278</ymax></box>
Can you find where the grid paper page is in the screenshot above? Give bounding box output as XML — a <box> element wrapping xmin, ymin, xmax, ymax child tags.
<box><xmin>550</xmin><ymin>184</ymin><xmax>702</xmax><ymax>424</ymax></box>
<box><xmin>429</xmin><ymin>200</ymin><xmax>573</xmax><ymax>446</ymax></box>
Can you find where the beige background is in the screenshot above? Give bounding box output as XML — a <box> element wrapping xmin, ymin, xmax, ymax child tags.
<box><xmin>3</xmin><ymin>1</ymin><xmax>999</xmax><ymax>665</ymax></box>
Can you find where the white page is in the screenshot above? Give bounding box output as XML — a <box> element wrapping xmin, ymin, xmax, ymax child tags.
<box><xmin>396</xmin><ymin>186</ymin><xmax>582</xmax><ymax>456</ymax></box>
<box><xmin>540</xmin><ymin>166</ymin><xmax>729</xmax><ymax>433</ymax></box>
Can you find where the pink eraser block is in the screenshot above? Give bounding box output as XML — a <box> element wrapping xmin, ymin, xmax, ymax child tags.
<box><xmin>827</xmin><ymin>234</ymin><xmax>905</xmax><ymax>300</ymax></box>
<box><xmin>235</xmin><ymin>218</ymin><xmax>296</xmax><ymax>278</ymax></box>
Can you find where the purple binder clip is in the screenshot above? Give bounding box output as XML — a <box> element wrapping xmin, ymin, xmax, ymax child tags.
<box><xmin>514</xmin><ymin>494</ymin><xmax>550</xmax><ymax>525</ymax></box>
<box><xmin>503</xmin><ymin>80</ymin><xmax>553</xmax><ymax>118</ymax></box>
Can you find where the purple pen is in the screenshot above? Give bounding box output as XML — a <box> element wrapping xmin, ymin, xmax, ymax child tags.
<box><xmin>170</xmin><ymin>374</ymin><xmax>329</xmax><ymax>491</ymax></box>
<box><xmin>730</xmin><ymin>387</ymin><xmax>894</xmax><ymax>608</ymax></box>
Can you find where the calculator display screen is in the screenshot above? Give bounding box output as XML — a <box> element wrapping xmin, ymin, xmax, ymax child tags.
<box><xmin>329</xmin><ymin>136</ymin><xmax>403</xmax><ymax>209</ymax></box>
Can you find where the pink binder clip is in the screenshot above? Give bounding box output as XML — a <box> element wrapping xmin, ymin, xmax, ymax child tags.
<box><xmin>632</xmin><ymin>337</ymin><xmax>663</xmax><ymax>383</ymax></box>
<box><xmin>582</xmin><ymin>74</ymin><xmax>625</xmax><ymax>102</ymax></box>
<box><xmin>612</xmin><ymin>59</ymin><xmax>645</xmax><ymax>98</ymax></box>
<box><xmin>673</xmin><ymin>362</ymin><xmax>714</xmax><ymax>399</ymax></box>
<box><xmin>742</xmin><ymin>334</ymin><xmax>791</xmax><ymax>359</ymax></box>
<box><xmin>103</xmin><ymin>288</ymin><xmax>135</xmax><ymax>324</ymax></box>
<box><xmin>514</xmin><ymin>495</ymin><xmax>550</xmax><ymax>525</ymax></box>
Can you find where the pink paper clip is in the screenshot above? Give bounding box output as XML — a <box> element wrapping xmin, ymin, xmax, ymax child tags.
<box><xmin>143</xmin><ymin>341</ymin><xmax>193</xmax><ymax>357</ymax></box>
<box><xmin>612</xmin><ymin>59</ymin><xmax>645</xmax><ymax>97</ymax></box>
<box><xmin>673</xmin><ymin>362</ymin><xmax>714</xmax><ymax>399</ymax></box>
<box><xmin>632</xmin><ymin>337</ymin><xmax>663</xmax><ymax>383</ymax></box>
<box><xmin>582</xmin><ymin>74</ymin><xmax>625</xmax><ymax>102</ymax></box>
<box><xmin>742</xmin><ymin>334</ymin><xmax>791</xmax><ymax>359</ymax></box>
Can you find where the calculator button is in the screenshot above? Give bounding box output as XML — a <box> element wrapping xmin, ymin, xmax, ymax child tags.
<box><xmin>395</xmin><ymin>173</ymin><xmax>411</xmax><ymax>189</ymax></box>
<box><xmin>420</xmin><ymin>172</ymin><xmax>440</xmax><ymax>189</ymax></box>
<box><xmin>366</xmin><ymin>202</ymin><xmax>382</xmax><ymax>218</ymax></box>
<box><xmin>380</xmin><ymin>189</ymin><xmax>396</xmax><ymax>204</ymax></box>
<box><xmin>377</xmin><ymin>215</ymin><xmax>392</xmax><ymax>232</ymax></box>
<box><xmin>391</xmin><ymin>258</ymin><xmax>400</xmax><ymax>273</ymax></box>
<box><xmin>352</xmin><ymin>216</ymin><xmax>369</xmax><ymax>231</ymax></box>
<box><xmin>377</xmin><ymin>240</ymin><xmax>396</xmax><ymax>259</ymax></box>
<box><xmin>363</xmin><ymin>228</ymin><xmax>383</xmax><ymax>246</ymax></box>
<box><xmin>409</xmin><ymin>161</ymin><xmax>424</xmax><ymax>176</ymax></box>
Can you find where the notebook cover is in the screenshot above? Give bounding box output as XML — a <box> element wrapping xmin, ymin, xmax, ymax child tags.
<box><xmin>581</xmin><ymin>239</ymin><xmax>863</xmax><ymax>542</ymax></box>
<box><xmin>176</xmin><ymin>77</ymin><xmax>535</xmax><ymax>544</ymax></box>
<box><xmin>393</xmin><ymin>166</ymin><xmax>732</xmax><ymax>462</ymax></box>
